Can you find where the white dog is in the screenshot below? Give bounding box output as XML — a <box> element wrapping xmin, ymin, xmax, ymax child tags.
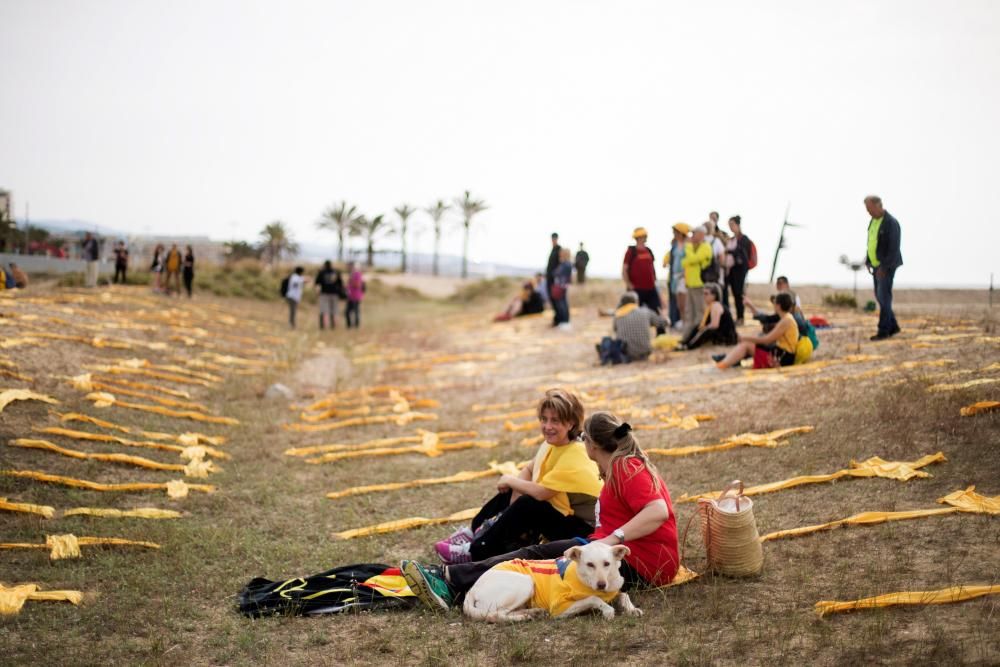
<box><xmin>463</xmin><ymin>541</ymin><xmax>643</xmax><ymax>622</ymax></box>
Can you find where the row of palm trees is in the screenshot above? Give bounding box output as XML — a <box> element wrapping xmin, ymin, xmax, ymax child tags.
<box><xmin>317</xmin><ymin>191</ymin><xmax>488</xmax><ymax>278</ymax></box>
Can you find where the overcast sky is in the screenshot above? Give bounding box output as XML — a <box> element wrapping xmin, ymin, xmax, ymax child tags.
<box><xmin>2</xmin><ymin>1</ymin><xmax>998</xmax><ymax>286</ymax></box>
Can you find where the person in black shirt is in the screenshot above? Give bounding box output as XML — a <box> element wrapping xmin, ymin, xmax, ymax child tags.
<box><xmin>546</xmin><ymin>233</ymin><xmax>561</xmax><ymax>326</ymax></box>
<box><xmin>182</xmin><ymin>246</ymin><xmax>195</xmax><ymax>298</ymax></box>
<box><xmin>315</xmin><ymin>260</ymin><xmax>345</xmax><ymax>330</ymax></box>
<box><xmin>575</xmin><ymin>243</ymin><xmax>590</xmax><ymax>284</ymax></box>
<box><xmin>112</xmin><ymin>241</ymin><xmax>129</xmax><ymax>284</ymax></box>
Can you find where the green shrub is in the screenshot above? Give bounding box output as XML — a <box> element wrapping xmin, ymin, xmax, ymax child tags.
<box><xmin>823</xmin><ymin>292</ymin><xmax>858</xmax><ymax>308</ymax></box>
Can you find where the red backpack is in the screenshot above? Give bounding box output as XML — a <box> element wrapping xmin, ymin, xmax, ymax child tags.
<box><xmin>747</xmin><ymin>240</ymin><xmax>758</xmax><ymax>270</ymax></box>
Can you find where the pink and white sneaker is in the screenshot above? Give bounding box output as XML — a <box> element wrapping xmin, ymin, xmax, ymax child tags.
<box><xmin>444</xmin><ymin>526</ymin><xmax>474</xmax><ymax>546</ymax></box>
<box><xmin>435</xmin><ymin>540</ymin><xmax>472</xmax><ymax>564</ymax></box>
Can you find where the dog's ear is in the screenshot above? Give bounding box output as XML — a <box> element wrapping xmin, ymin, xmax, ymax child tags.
<box><xmin>564</xmin><ymin>545</ymin><xmax>583</xmax><ymax>562</ymax></box>
<box><xmin>611</xmin><ymin>545</ymin><xmax>630</xmax><ymax>561</ymax></box>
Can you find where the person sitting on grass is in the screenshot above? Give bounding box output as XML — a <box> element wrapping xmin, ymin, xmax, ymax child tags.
<box><xmin>598</xmin><ymin>291</ymin><xmax>669</xmax><ymax>363</ymax></box>
<box><xmin>433</xmin><ymin>388</ymin><xmax>603</xmax><ymax>564</ymax></box>
<box><xmin>494</xmin><ymin>280</ymin><xmax>546</xmax><ymax>321</ymax></box>
<box><xmin>675</xmin><ymin>283</ymin><xmax>737</xmax><ymax>351</ymax></box>
<box><xmin>713</xmin><ymin>292</ymin><xmax>799</xmax><ymax>369</ymax></box>
<box><xmin>403</xmin><ymin>410</ymin><xmax>680</xmax><ymax>610</ymax></box>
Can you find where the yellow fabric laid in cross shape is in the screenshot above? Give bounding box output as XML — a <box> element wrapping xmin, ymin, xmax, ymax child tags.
<box><xmin>9</xmin><ymin>438</ymin><xmax>219</xmax><ymax>478</ymax></box>
<box><xmin>56</xmin><ymin>412</ymin><xmax>226</xmax><ymax>446</ymax></box>
<box><xmin>85</xmin><ymin>392</ymin><xmax>239</xmax><ymax>425</ymax></box>
<box><xmin>960</xmin><ymin>400</ymin><xmax>1000</xmax><ymax>416</ymax></box>
<box><xmin>0</xmin><ymin>583</ymin><xmax>83</xmax><ymax>615</ymax></box>
<box><xmin>284</xmin><ymin>411</ymin><xmax>437</xmax><ymax>432</ymax></box>
<box><xmin>307</xmin><ymin>432</ymin><xmax>498</xmax><ymax>463</ymax></box>
<box><xmin>760</xmin><ymin>486</ymin><xmax>1000</xmax><ymax>542</ymax></box>
<box><xmin>0</xmin><ymin>388</ymin><xmax>60</xmax><ymax>413</ymax></box>
<box><xmin>333</xmin><ymin>507</ymin><xmax>479</xmax><ymax>540</ymax></box>
<box><xmin>0</xmin><ymin>533</ymin><xmax>161</xmax><ymax>560</ymax></box>
<box><xmin>34</xmin><ymin>426</ymin><xmax>230</xmax><ymax>460</ymax></box>
<box><xmin>68</xmin><ymin>373</ymin><xmax>209</xmax><ymax>411</ymax></box>
<box><xmin>646</xmin><ymin>426</ymin><xmax>814</xmax><ymax>457</ymax></box>
<box><xmin>815</xmin><ymin>584</ymin><xmax>1000</xmax><ymax>618</ymax></box>
<box><xmin>326</xmin><ymin>460</ymin><xmax>525</xmax><ymax>500</ymax></box>
<box><xmin>679</xmin><ymin>453</ymin><xmax>946</xmax><ymax>503</ymax></box>
<box><xmin>1</xmin><ymin>469</ymin><xmax>215</xmax><ymax>498</ymax></box>
<box><xmin>285</xmin><ymin>431</ymin><xmax>478</xmax><ymax>457</ymax></box>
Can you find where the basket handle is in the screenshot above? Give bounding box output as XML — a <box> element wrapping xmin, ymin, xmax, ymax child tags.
<box><xmin>718</xmin><ymin>480</ymin><xmax>744</xmax><ymax>511</ymax></box>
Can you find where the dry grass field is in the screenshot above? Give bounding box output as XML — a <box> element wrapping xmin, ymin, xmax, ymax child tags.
<box><xmin>1</xmin><ymin>278</ymin><xmax>998</xmax><ymax>666</ymax></box>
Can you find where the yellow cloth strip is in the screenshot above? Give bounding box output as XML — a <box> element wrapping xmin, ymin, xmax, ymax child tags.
<box><xmin>0</xmin><ymin>337</ymin><xmax>47</xmax><ymax>349</ymax></box>
<box><xmin>647</xmin><ymin>426</ymin><xmax>815</xmax><ymax>457</ymax></box>
<box><xmin>0</xmin><ymin>534</ymin><xmax>161</xmax><ymax>560</ymax></box>
<box><xmin>284</xmin><ymin>411</ymin><xmax>437</xmax><ymax>432</ymax></box>
<box><xmin>68</xmin><ymin>374</ymin><xmax>209</xmax><ymax>411</ymax></box>
<box><xmin>0</xmin><ymin>496</ymin><xmax>56</xmax><ymax>519</ymax></box>
<box><xmin>35</xmin><ymin>427</ymin><xmax>230</xmax><ymax>460</ymax></box>
<box><xmin>504</xmin><ymin>419</ymin><xmax>538</xmax><ymax>432</ymax></box>
<box><xmin>0</xmin><ymin>368</ymin><xmax>33</xmax><ymax>382</ymax></box>
<box><xmin>0</xmin><ymin>583</ymin><xmax>83</xmax><ymax>615</ymax></box>
<box><xmin>9</xmin><ymin>438</ymin><xmax>218</xmax><ymax>477</ymax></box>
<box><xmin>0</xmin><ymin>389</ymin><xmax>59</xmax><ymax>413</ymax></box>
<box><xmin>928</xmin><ymin>377</ymin><xmax>1000</xmax><ymax>392</ymax></box>
<box><xmin>815</xmin><ymin>584</ymin><xmax>1000</xmax><ymax>618</ymax></box>
<box><xmin>1</xmin><ymin>469</ymin><xmax>215</xmax><ymax>497</ymax></box>
<box><xmin>88</xmin><ymin>365</ymin><xmax>212</xmax><ymax>386</ymax></box>
<box><xmin>938</xmin><ymin>486</ymin><xmax>1000</xmax><ymax>514</ymax></box>
<box><xmin>300</xmin><ymin>399</ymin><xmax>440</xmax><ymax>423</ymax></box>
<box><xmin>91</xmin><ymin>375</ymin><xmax>192</xmax><ymax>398</ymax></box>
<box><xmin>472</xmin><ymin>399</ymin><xmax>533</xmax><ymax>413</ymax></box>
<box><xmin>63</xmin><ymin>507</ymin><xmax>182</xmax><ymax>519</ymax></box>
<box><xmin>477</xmin><ymin>409</ymin><xmax>537</xmax><ymax>423</ymax></box>
<box><xmin>635</xmin><ymin>415</ymin><xmax>715</xmax><ymax>431</ymax></box>
<box><xmin>333</xmin><ymin>507</ymin><xmax>479</xmax><ymax>540</ymax></box>
<box><xmin>307</xmin><ymin>440</ymin><xmax>498</xmax><ymax>464</ymax></box>
<box><xmin>285</xmin><ymin>431</ymin><xmax>478</xmax><ymax>456</ymax></box>
<box><xmin>520</xmin><ymin>434</ymin><xmax>545</xmax><ymax>447</ymax></box>
<box><xmin>85</xmin><ymin>392</ymin><xmax>239</xmax><ymax>425</ymax></box>
<box><xmin>960</xmin><ymin>400</ymin><xmax>1000</xmax><ymax>416</ymax></box>
<box><xmin>760</xmin><ymin>507</ymin><xmax>961</xmax><ymax>542</ymax></box>
<box><xmin>679</xmin><ymin>453</ymin><xmax>946</xmax><ymax>502</ymax></box>
<box><xmin>56</xmin><ymin>412</ymin><xmax>226</xmax><ymax>445</ymax></box>
<box><xmin>325</xmin><ymin>461</ymin><xmax>524</xmax><ymax>500</ymax></box>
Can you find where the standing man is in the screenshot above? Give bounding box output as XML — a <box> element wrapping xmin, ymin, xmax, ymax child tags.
<box><xmin>81</xmin><ymin>232</ymin><xmax>100</xmax><ymax>288</ymax></box>
<box><xmin>574</xmin><ymin>243</ymin><xmax>590</xmax><ymax>284</ymax></box>
<box><xmin>314</xmin><ymin>260</ymin><xmax>344</xmax><ymax>330</ymax></box>
<box><xmin>864</xmin><ymin>195</ymin><xmax>903</xmax><ymax>340</ymax></box>
<box><xmin>112</xmin><ymin>241</ymin><xmax>129</xmax><ymax>284</ymax></box>
<box><xmin>163</xmin><ymin>243</ymin><xmax>183</xmax><ymax>296</ymax></box>
<box><xmin>546</xmin><ymin>233</ymin><xmax>561</xmax><ymax>325</ymax></box>
<box><xmin>622</xmin><ymin>227</ymin><xmax>661</xmax><ymax>314</ymax></box>
<box><xmin>680</xmin><ymin>225</ymin><xmax>714</xmax><ymax>341</ymax></box>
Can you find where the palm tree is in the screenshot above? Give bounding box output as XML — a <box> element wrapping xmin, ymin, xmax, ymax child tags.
<box><xmin>454</xmin><ymin>190</ymin><xmax>488</xmax><ymax>279</ymax></box>
<box><xmin>317</xmin><ymin>201</ymin><xmax>360</xmax><ymax>262</ymax></box>
<box><xmin>394</xmin><ymin>204</ymin><xmax>416</xmax><ymax>273</ymax></box>
<box><xmin>424</xmin><ymin>199</ymin><xmax>450</xmax><ymax>276</ymax></box>
<box><xmin>258</xmin><ymin>221</ymin><xmax>298</xmax><ymax>265</ymax></box>
<box><xmin>351</xmin><ymin>214</ymin><xmax>392</xmax><ymax>268</ymax></box>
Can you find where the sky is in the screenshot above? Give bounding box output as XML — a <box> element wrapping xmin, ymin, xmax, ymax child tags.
<box><xmin>2</xmin><ymin>0</ymin><xmax>998</xmax><ymax>287</ymax></box>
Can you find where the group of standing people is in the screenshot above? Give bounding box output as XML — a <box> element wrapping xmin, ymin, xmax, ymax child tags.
<box><xmin>149</xmin><ymin>243</ymin><xmax>195</xmax><ymax>297</ymax></box>
<box><xmin>282</xmin><ymin>261</ymin><xmax>365</xmax><ymax>330</ymax></box>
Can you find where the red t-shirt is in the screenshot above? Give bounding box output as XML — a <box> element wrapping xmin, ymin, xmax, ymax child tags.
<box><xmin>623</xmin><ymin>246</ymin><xmax>656</xmax><ymax>290</ymax></box>
<box><xmin>590</xmin><ymin>457</ymin><xmax>679</xmax><ymax>586</ymax></box>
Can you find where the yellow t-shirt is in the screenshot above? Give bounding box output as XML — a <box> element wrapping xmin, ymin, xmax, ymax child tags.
<box><xmin>776</xmin><ymin>312</ymin><xmax>800</xmax><ymax>354</ymax></box>
<box><xmin>531</xmin><ymin>441</ymin><xmax>603</xmax><ymax>516</ymax></box>
<box><xmin>493</xmin><ymin>558</ymin><xmax>619</xmax><ymax>617</ymax></box>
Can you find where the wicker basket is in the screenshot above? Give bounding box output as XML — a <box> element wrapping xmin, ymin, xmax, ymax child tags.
<box><xmin>695</xmin><ymin>480</ymin><xmax>764</xmax><ymax>576</ymax></box>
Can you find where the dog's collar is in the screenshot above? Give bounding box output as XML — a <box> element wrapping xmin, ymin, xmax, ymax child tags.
<box><xmin>555</xmin><ymin>557</ymin><xmax>570</xmax><ymax>580</ymax></box>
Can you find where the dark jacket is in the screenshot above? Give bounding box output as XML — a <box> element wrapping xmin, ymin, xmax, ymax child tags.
<box><xmin>546</xmin><ymin>245</ymin><xmax>561</xmax><ymax>279</ymax></box>
<box><xmin>867</xmin><ymin>211</ymin><xmax>903</xmax><ymax>271</ymax></box>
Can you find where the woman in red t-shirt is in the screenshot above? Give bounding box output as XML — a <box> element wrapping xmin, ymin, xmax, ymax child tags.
<box><xmin>583</xmin><ymin>411</ymin><xmax>679</xmax><ymax>587</ymax></box>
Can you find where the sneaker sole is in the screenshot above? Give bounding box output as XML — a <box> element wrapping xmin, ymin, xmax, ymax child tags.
<box><xmin>401</xmin><ymin>561</ymin><xmax>450</xmax><ymax>612</ymax></box>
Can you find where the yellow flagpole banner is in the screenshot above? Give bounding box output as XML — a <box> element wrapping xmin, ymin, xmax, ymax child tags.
<box><xmin>0</xmin><ymin>389</ymin><xmax>60</xmax><ymax>413</ymax></box>
<box><xmin>815</xmin><ymin>584</ymin><xmax>1000</xmax><ymax>618</ymax></box>
<box><xmin>332</xmin><ymin>507</ymin><xmax>479</xmax><ymax>540</ymax></box>
<box><xmin>679</xmin><ymin>453</ymin><xmax>946</xmax><ymax>503</ymax></box>
<box><xmin>0</xmin><ymin>497</ymin><xmax>57</xmax><ymax>519</ymax></box>
<box><xmin>760</xmin><ymin>486</ymin><xmax>1000</xmax><ymax>542</ymax></box>
<box><xmin>326</xmin><ymin>460</ymin><xmax>524</xmax><ymax>500</ymax></box>
<box><xmin>1</xmin><ymin>469</ymin><xmax>215</xmax><ymax>498</ymax></box>
<box><xmin>0</xmin><ymin>583</ymin><xmax>83</xmax><ymax>615</ymax></box>
<box><xmin>960</xmin><ymin>400</ymin><xmax>1000</xmax><ymax>416</ymax></box>
<box><xmin>0</xmin><ymin>534</ymin><xmax>160</xmax><ymax>560</ymax></box>
<box><xmin>647</xmin><ymin>426</ymin><xmax>814</xmax><ymax>457</ymax></box>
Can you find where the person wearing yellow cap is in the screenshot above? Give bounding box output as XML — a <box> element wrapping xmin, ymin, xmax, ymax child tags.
<box><xmin>663</xmin><ymin>223</ymin><xmax>690</xmax><ymax>329</ymax></box>
<box><xmin>622</xmin><ymin>228</ymin><xmax>663</xmax><ymax>326</ymax></box>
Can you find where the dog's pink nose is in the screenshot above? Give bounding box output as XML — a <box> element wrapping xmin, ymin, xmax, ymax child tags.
<box><xmin>596</xmin><ymin>581</ymin><xmax>607</xmax><ymax>590</ymax></box>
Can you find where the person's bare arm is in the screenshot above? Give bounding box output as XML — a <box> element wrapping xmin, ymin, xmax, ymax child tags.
<box><xmin>744</xmin><ymin>315</ymin><xmax>791</xmax><ymax>345</ymax></box>
<box><xmin>596</xmin><ymin>499</ymin><xmax>669</xmax><ymax>544</ymax></box>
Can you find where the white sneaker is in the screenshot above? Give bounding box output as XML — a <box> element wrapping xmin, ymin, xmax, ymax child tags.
<box><xmin>673</xmin><ymin>320</ymin><xmax>684</xmax><ymax>330</ymax></box>
<box><xmin>557</xmin><ymin>322</ymin><xmax>573</xmax><ymax>331</ymax></box>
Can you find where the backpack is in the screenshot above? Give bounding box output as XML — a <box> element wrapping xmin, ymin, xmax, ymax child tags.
<box><xmin>279</xmin><ymin>276</ymin><xmax>290</xmax><ymax>297</ymax></box>
<box><xmin>597</xmin><ymin>336</ymin><xmax>629</xmax><ymax>365</ymax></box>
<box><xmin>701</xmin><ymin>253</ymin><xmax>720</xmax><ymax>284</ymax></box>
<box><xmin>747</xmin><ymin>239</ymin><xmax>758</xmax><ymax>270</ymax></box>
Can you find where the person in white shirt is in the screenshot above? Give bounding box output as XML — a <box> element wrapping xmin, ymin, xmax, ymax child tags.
<box><xmin>704</xmin><ymin>217</ymin><xmax>728</xmax><ymax>289</ymax></box>
<box><xmin>285</xmin><ymin>266</ymin><xmax>306</xmax><ymax>329</ymax></box>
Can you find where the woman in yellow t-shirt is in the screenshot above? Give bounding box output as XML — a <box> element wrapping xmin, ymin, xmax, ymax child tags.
<box><xmin>714</xmin><ymin>292</ymin><xmax>799</xmax><ymax>369</ymax></box>
<box><xmin>435</xmin><ymin>388</ymin><xmax>603</xmax><ymax>564</ymax></box>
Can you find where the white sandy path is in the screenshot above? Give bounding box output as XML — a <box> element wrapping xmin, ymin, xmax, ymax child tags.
<box><xmin>374</xmin><ymin>273</ymin><xmax>466</xmax><ymax>299</ymax></box>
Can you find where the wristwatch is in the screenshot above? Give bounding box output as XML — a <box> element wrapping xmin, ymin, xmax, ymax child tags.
<box><xmin>613</xmin><ymin>528</ymin><xmax>626</xmax><ymax>544</ymax></box>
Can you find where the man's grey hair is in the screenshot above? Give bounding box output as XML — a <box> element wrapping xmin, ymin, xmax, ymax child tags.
<box><xmin>693</xmin><ymin>225</ymin><xmax>708</xmax><ymax>235</ymax></box>
<box><xmin>619</xmin><ymin>291</ymin><xmax>638</xmax><ymax>306</ymax></box>
<box><xmin>864</xmin><ymin>195</ymin><xmax>882</xmax><ymax>205</ymax></box>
